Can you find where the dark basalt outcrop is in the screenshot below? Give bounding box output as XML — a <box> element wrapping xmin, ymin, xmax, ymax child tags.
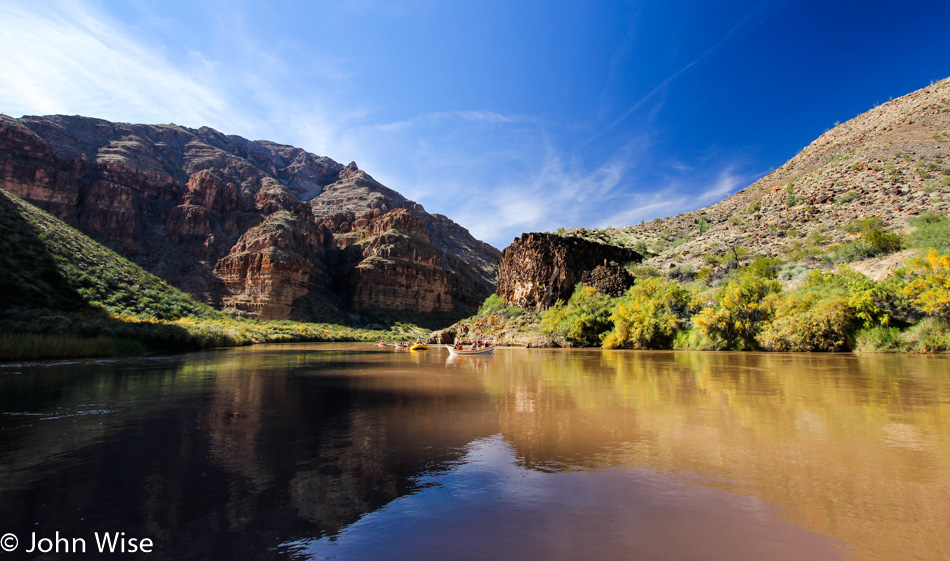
<box><xmin>0</xmin><ymin>114</ymin><xmax>500</xmax><ymax>324</ymax></box>
<box><xmin>497</xmin><ymin>233</ymin><xmax>642</xmax><ymax>309</ymax></box>
<box><xmin>581</xmin><ymin>265</ymin><xmax>636</xmax><ymax>297</ymax></box>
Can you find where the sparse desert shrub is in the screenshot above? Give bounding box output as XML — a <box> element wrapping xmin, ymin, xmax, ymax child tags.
<box><xmin>697</xmin><ymin>216</ymin><xmax>709</xmax><ymax>235</ymax></box>
<box><xmin>909</xmin><ymin>212</ymin><xmax>950</xmax><ymax>251</ymax></box>
<box><xmin>778</xmin><ymin>262</ymin><xmax>809</xmax><ymax>282</ymax></box>
<box><xmin>785</xmin><ymin>193</ymin><xmax>806</xmax><ymax>207</ymax></box>
<box><xmin>626</xmin><ymin>264</ymin><xmax>662</xmax><ymax>278</ymax></box>
<box><xmin>835</xmin><ymin>190</ymin><xmax>857</xmax><ymax>204</ymax></box>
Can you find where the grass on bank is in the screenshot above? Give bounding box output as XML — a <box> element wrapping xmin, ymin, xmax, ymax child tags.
<box><xmin>0</xmin><ymin>311</ymin><xmax>405</xmax><ymax>362</ymax></box>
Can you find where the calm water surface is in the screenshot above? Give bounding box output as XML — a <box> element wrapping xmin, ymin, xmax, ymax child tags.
<box><xmin>0</xmin><ymin>345</ymin><xmax>948</xmax><ymax>560</ymax></box>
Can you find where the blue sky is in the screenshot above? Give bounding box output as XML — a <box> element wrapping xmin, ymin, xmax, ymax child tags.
<box><xmin>2</xmin><ymin>0</ymin><xmax>949</xmax><ymax>249</ymax></box>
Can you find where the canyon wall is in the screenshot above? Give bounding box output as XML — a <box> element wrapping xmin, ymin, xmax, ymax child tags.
<box><xmin>0</xmin><ymin>114</ymin><xmax>500</xmax><ymax>324</ymax></box>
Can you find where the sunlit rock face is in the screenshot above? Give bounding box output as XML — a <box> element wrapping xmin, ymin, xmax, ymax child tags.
<box><xmin>496</xmin><ymin>232</ymin><xmax>642</xmax><ymax>309</ymax></box>
<box><xmin>0</xmin><ymin>114</ymin><xmax>500</xmax><ymax>322</ymax></box>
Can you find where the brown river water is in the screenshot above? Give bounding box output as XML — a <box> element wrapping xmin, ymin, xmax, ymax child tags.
<box><xmin>0</xmin><ymin>344</ymin><xmax>948</xmax><ymax>560</ymax></box>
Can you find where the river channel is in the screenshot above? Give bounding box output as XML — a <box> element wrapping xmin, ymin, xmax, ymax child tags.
<box><xmin>1</xmin><ymin>345</ymin><xmax>948</xmax><ymax>560</ymax></box>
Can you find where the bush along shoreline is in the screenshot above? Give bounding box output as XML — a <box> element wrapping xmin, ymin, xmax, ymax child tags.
<box><xmin>448</xmin><ymin>215</ymin><xmax>950</xmax><ymax>353</ymax></box>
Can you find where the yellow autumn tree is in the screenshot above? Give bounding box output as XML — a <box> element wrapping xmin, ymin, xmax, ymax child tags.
<box><xmin>602</xmin><ymin>277</ymin><xmax>694</xmax><ymax>349</ymax></box>
<box><xmin>901</xmin><ymin>249</ymin><xmax>950</xmax><ymax>318</ymax></box>
<box><xmin>693</xmin><ymin>271</ymin><xmax>781</xmax><ymax>350</ymax></box>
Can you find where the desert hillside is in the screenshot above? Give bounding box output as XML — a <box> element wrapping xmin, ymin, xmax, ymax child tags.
<box><xmin>563</xmin><ymin>77</ymin><xmax>950</xmax><ymax>273</ymax></box>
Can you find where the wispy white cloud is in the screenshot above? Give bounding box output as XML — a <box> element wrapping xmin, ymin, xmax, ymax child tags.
<box><xmin>0</xmin><ymin>0</ymin><xmax>762</xmax><ymax>251</ymax></box>
<box><xmin>0</xmin><ymin>1</ymin><xmax>228</xmax><ymax>128</ymax></box>
<box><xmin>698</xmin><ymin>166</ymin><xmax>744</xmax><ymax>201</ymax></box>
<box><xmin>596</xmin><ymin>164</ymin><xmax>760</xmax><ymax>231</ymax></box>
<box><xmin>589</xmin><ymin>0</ymin><xmax>784</xmax><ymax>144</ymax></box>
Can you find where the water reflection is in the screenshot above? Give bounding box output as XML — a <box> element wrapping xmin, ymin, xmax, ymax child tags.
<box><xmin>0</xmin><ymin>346</ymin><xmax>499</xmax><ymax>559</ymax></box>
<box><xmin>289</xmin><ymin>435</ymin><xmax>845</xmax><ymax>561</ymax></box>
<box><xmin>0</xmin><ymin>346</ymin><xmax>948</xmax><ymax>560</ymax></box>
<box><xmin>479</xmin><ymin>349</ymin><xmax>950</xmax><ymax>561</ymax></box>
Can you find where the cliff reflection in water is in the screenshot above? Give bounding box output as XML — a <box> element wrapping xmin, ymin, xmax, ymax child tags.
<box><xmin>0</xmin><ymin>346</ymin><xmax>948</xmax><ymax>560</ymax></box>
<box><xmin>0</xmin><ymin>346</ymin><xmax>499</xmax><ymax>559</ymax></box>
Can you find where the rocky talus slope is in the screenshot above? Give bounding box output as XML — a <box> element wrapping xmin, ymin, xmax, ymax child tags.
<box><xmin>0</xmin><ymin>115</ymin><xmax>500</xmax><ymax>324</ymax></box>
<box><xmin>563</xmin><ymin>77</ymin><xmax>950</xmax><ymax>271</ymax></box>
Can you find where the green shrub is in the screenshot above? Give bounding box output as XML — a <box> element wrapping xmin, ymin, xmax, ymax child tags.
<box><xmin>909</xmin><ymin>212</ymin><xmax>950</xmax><ymax>251</ymax></box>
<box><xmin>898</xmin><ymin>317</ymin><xmax>950</xmax><ymax>352</ymax></box>
<box><xmin>837</xmin><ymin>216</ymin><xmax>903</xmax><ymax>261</ymax></box>
<box><xmin>540</xmin><ymin>285</ymin><xmax>613</xmax><ymax>346</ymax></box>
<box><xmin>693</xmin><ymin>271</ymin><xmax>781</xmax><ymax>350</ymax></box>
<box><xmin>745</xmin><ymin>256</ymin><xmax>783</xmax><ymax>279</ymax></box>
<box><xmin>757</xmin><ymin>288</ymin><xmax>856</xmax><ymax>352</ymax></box>
<box><xmin>478</xmin><ymin>293</ymin><xmax>506</xmax><ymax>315</ymax></box>
<box><xmin>602</xmin><ymin>278</ymin><xmax>694</xmax><ymax>349</ymax></box>
<box><xmin>854</xmin><ymin>326</ymin><xmax>903</xmax><ymax>353</ymax></box>
<box><xmin>671</xmin><ymin>327</ymin><xmax>716</xmax><ymax>350</ymax></box>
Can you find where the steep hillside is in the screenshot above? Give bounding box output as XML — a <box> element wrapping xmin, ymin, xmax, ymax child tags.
<box><xmin>0</xmin><ymin>115</ymin><xmax>500</xmax><ymax>326</ymax></box>
<box><xmin>0</xmin><ymin>188</ymin><xmax>220</xmax><ymax>319</ymax></box>
<box><xmin>563</xmin><ymin>77</ymin><xmax>950</xmax><ymax>272</ymax></box>
<box><xmin>0</xmin><ymin>189</ymin><xmax>410</xmax><ymax>360</ymax></box>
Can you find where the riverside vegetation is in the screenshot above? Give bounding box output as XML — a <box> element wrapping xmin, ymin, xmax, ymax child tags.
<box><xmin>460</xmin><ymin>212</ymin><xmax>950</xmax><ymax>353</ymax></box>
<box><xmin>0</xmin><ymin>190</ymin><xmax>424</xmax><ymax>361</ymax></box>
<box><xmin>447</xmin><ymin>78</ymin><xmax>950</xmax><ymax>353</ymax></box>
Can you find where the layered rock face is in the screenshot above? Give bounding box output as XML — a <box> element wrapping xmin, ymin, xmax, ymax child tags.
<box><xmin>497</xmin><ymin>233</ymin><xmax>641</xmax><ymax>309</ymax></box>
<box><xmin>0</xmin><ymin>114</ymin><xmax>500</xmax><ymax>323</ymax></box>
<box><xmin>312</xmin><ymin>163</ymin><xmax>499</xmax><ymax>317</ymax></box>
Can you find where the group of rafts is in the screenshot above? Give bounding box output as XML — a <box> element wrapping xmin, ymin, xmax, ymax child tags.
<box><xmin>377</xmin><ymin>339</ymin><xmax>495</xmax><ymax>356</ymax></box>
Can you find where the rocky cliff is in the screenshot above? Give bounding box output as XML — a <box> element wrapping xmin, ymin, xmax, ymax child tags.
<box><xmin>0</xmin><ymin>115</ymin><xmax>500</xmax><ymax>324</ymax></box>
<box><xmin>497</xmin><ymin>233</ymin><xmax>641</xmax><ymax>309</ymax></box>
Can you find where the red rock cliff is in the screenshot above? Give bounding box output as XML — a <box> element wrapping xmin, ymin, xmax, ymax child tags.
<box><xmin>0</xmin><ymin>114</ymin><xmax>500</xmax><ymax>324</ymax></box>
